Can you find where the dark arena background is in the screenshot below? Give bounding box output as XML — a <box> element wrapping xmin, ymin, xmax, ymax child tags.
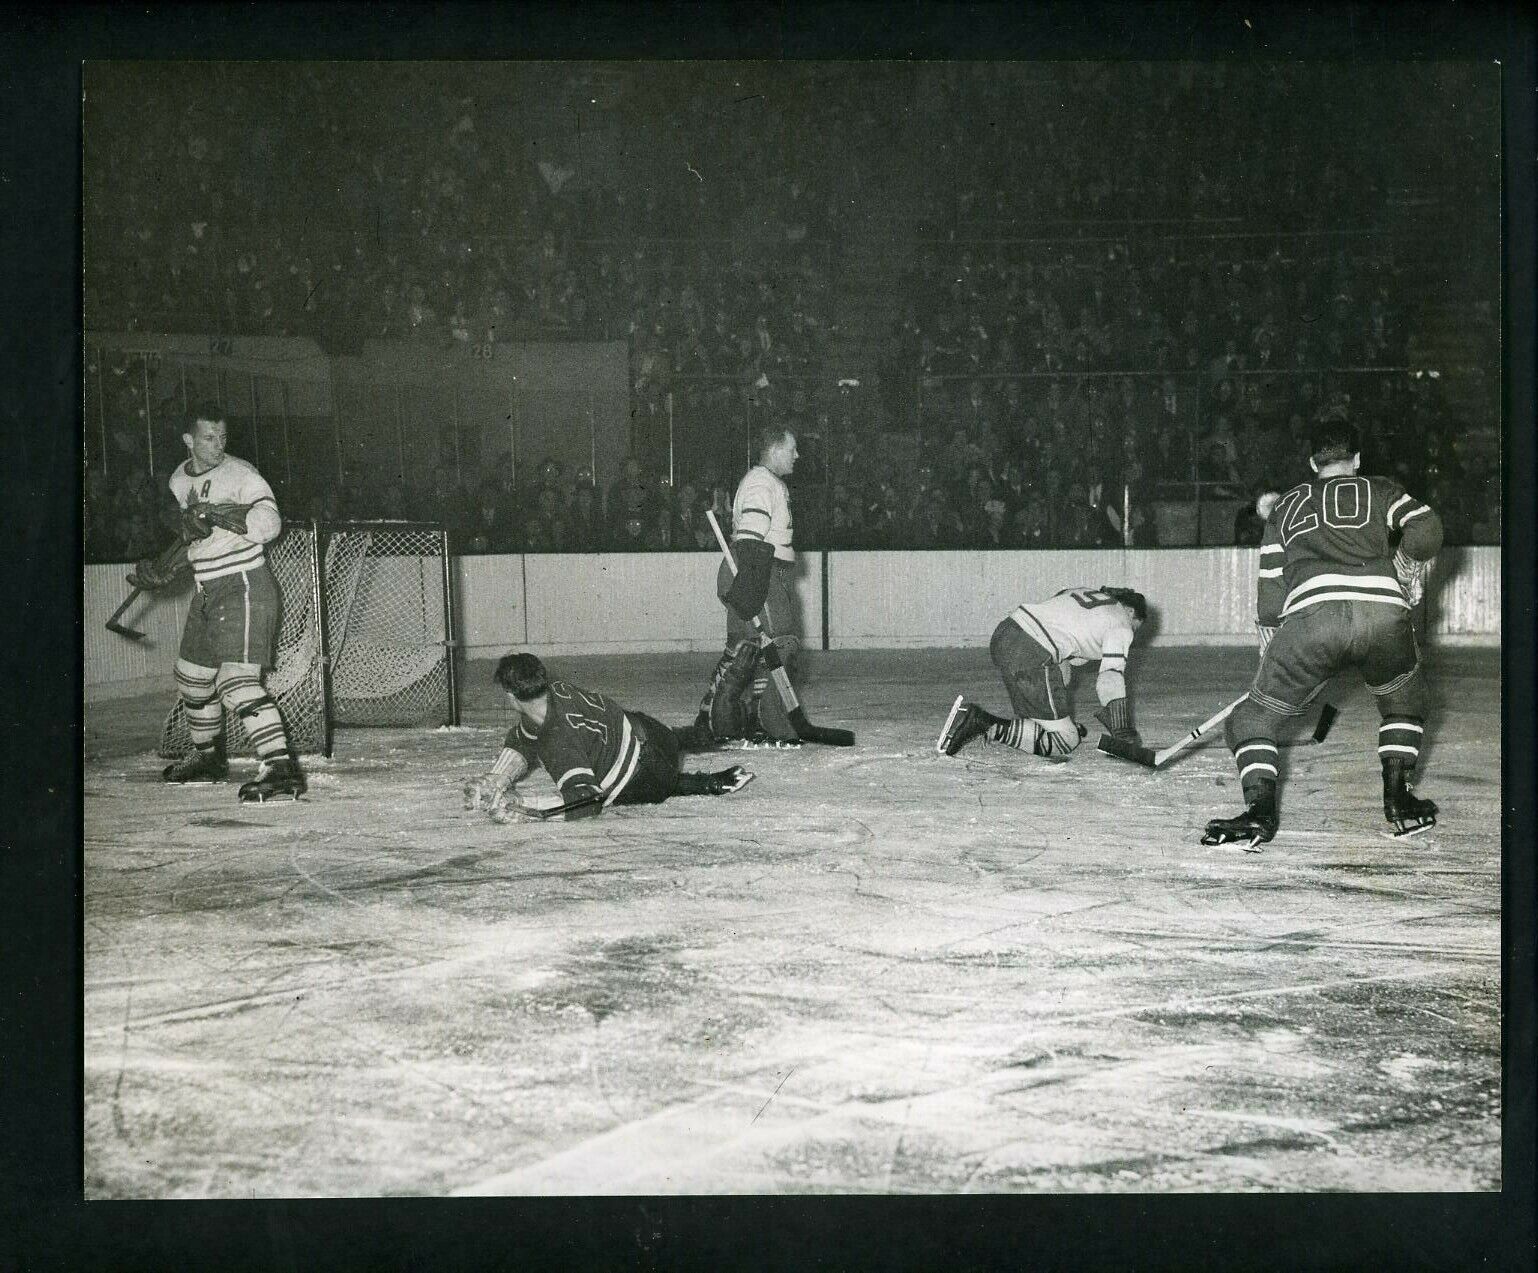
<box><xmin>78</xmin><ymin>57</ymin><xmax>1509</xmax><ymax>1204</ymax></box>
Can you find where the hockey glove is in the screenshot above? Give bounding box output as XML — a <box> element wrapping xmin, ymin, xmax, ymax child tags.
<box><xmin>127</xmin><ymin>550</ymin><xmax>187</xmax><ymax>592</ymax></box>
<box><xmin>462</xmin><ymin>771</ymin><xmax>514</xmax><ymax>811</ymax></box>
<box><xmin>179</xmin><ymin>501</ymin><xmax>216</xmax><ymax>540</ymax></box>
<box><xmin>1393</xmin><ymin>546</ymin><xmax>1433</xmax><ymax>608</ymax></box>
<box><xmin>1094</xmin><ymin>697</ymin><xmax>1141</xmax><ymax>747</ymax></box>
<box><xmin>723</xmin><ymin>537</ymin><xmax>774</xmax><ymax>623</ymax></box>
<box><xmin>1257</xmin><ymin>624</ymin><xmax>1277</xmax><ymax>657</ymax></box>
<box><xmin>206</xmin><ymin>501</ymin><xmax>253</xmax><ymax>535</ymax></box>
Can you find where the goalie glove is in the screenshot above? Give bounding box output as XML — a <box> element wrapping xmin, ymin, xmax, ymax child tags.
<box><xmin>1094</xmin><ymin>697</ymin><xmax>1141</xmax><ymax>747</ymax></box>
<box><xmin>205</xmin><ymin>501</ymin><xmax>253</xmax><ymax>535</ymax></box>
<box><xmin>127</xmin><ymin>550</ymin><xmax>187</xmax><ymax>592</ymax></box>
<box><xmin>179</xmin><ymin>501</ymin><xmax>216</xmax><ymax>540</ymax></box>
<box><xmin>1393</xmin><ymin>547</ymin><xmax>1433</xmax><ymax>608</ymax></box>
<box><xmin>723</xmin><ymin>537</ymin><xmax>774</xmax><ymax>623</ymax></box>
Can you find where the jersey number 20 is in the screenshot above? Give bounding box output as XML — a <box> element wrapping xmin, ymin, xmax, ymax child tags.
<box><xmin>1272</xmin><ymin>477</ymin><xmax>1371</xmax><ymax>545</ymax></box>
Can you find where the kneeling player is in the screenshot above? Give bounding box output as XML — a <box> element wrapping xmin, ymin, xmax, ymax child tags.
<box><xmin>937</xmin><ymin>585</ymin><xmax>1148</xmax><ymax>762</ymax></box>
<box><xmin>464</xmin><ymin>653</ymin><xmax>754</xmax><ymax>821</ymax></box>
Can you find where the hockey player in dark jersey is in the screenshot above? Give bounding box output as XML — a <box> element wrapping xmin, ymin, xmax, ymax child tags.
<box><xmin>462</xmin><ymin>653</ymin><xmax>754</xmax><ymax>821</ymax></box>
<box><xmin>1202</xmin><ymin>413</ymin><xmax>1443</xmax><ymax>847</ymax></box>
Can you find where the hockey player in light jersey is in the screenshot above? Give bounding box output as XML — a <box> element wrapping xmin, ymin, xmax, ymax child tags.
<box><xmin>690</xmin><ymin>424</ymin><xmax>802</xmax><ymax>744</ymax></box>
<box><xmin>139</xmin><ymin>405</ymin><xmax>305</xmax><ymax>802</ymax></box>
<box><xmin>463</xmin><ymin>653</ymin><xmax>753</xmax><ymax>821</ymax></box>
<box><xmin>1202</xmin><ymin>412</ymin><xmax>1444</xmax><ymax>847</ymax></box>
<box><xmin>937</xmin><ymin>585</ymin><xmax>1149</xmax><ymax>762</ymax></box>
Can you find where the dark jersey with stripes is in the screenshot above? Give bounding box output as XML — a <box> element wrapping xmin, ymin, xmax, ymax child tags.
<box><xmin>503</xmin><ymin>680</ymin><xmax>646</xmax><ymax>815</ymax></box>
<box><xmin>1257</xmin><ymin>474</ymin><xmax>1442</xmax><ymax>626</ymax></box>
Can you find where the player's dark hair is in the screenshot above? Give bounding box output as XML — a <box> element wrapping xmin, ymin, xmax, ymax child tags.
<box><xmin>1100</xmin><ymin>586</ymin><xmax>1148</xmax><ymax>622</ymax></box>
<box><xmin>1309</xmin><ymin>412</ymin><xmax>1359</xmax><ymax>465</ymax></box>
<box><xmin>757</xmin><ymin>423</ymin><xmax>793</xmax><ymax>458</ymax></box>
<box><xmin>494</xmin><ymin>652</ymin><xmax>550</xmax><ymax>701</ymax></box>
<box><xmin>185</xmin><ymin>401</ymin><xmax>226</xmax><ymax>432</ymax></box>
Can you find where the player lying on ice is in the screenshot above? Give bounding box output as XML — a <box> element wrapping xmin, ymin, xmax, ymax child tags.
<box><xmin>937</xmin><ymin>585</ymin><xmax>1149</xmax><ymax>763</ymax></box>
<box><xmin>1202</xmin><ymin>411</ymin><xmax>1443</xmax><ymax>848</ymax></box>
<box><xmin>463</xmin><ymin>653</ymin><xmax>755</xmax><ymax>822</ymax></box>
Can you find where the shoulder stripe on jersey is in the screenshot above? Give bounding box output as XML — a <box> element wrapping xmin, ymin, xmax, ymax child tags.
<box><xmin>1386</xmin><ymin>493</ymin><xmax>1412</xmax><ymax>526</ymax></box>
<box><xmin>738</xmin><ymin>505</ymin><xmax>771</xmax><ymax>517</ymax></box>
<box><xmin>556</xmin><ymin>766</ymin><xmax>596</xmax><ymax>788</ymax></box>
<box><xmin>1258</xmin><ymin>567</ymin><xmax>1283</xmax><ymax>578</ymax></box>
<box><xmin>1398</xmin><ymin>505</ymin><xmax>1429</xmax><ymax>526</ymax></box>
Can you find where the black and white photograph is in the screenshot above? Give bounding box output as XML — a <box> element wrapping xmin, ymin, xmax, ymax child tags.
<box><xmin>73</xmin><ymin>51</ymin><xmax>1512</xmax><ymax>1201</ymax></box>
<box><xmin>6</xmin><ymin>7</ymin><xmax>1525</xmax><ymax>1262</ymax></box>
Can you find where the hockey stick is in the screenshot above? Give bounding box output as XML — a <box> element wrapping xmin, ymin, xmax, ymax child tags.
<box><xmin>705</xmin><ymin>510</ymin><xmax>855</xmax><ymax>747</ymax></box>
<box><xmin>491</xmin><ymin>789</ymin><xmax>607</xmax><ymax>823</ymax></box>
<box><xmin>105</xmin><ymin>536</ymin><xmax>190</xmax><ymax>641</ymax></box>
<box><xmin>1097</xmin><ymin>693</ymin><xmax>1248</xmax><ymax>769</ymax></box>
<box><xmin>1099</xmin><ymin>696</ymin><xmax>1338</xmax><ymax>769</ymax></box>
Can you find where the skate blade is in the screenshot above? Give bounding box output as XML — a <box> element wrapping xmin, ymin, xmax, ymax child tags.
<box><xmin>1383</xmin><ymin>821</ymin><xmax>1435</xmax><ymax>840</ymax></box>
<box><xmin>732</xmin><ymin>738</ymin><xmax>802</xmax><ymax>750</ymax></box>
<box><xmin>239</xmin><ymin>791</ymin><xmax>305</xmax><ymax>805</ymax></box>
<box><xmin>936</xmin><ymin>694</ymin><xmax>966</xmax><ymax>754</ymax></box>
<box><xmin>1200</xmin><ymin>837</ymin><xmax>1266</xmax><ymax>853</ymax></box>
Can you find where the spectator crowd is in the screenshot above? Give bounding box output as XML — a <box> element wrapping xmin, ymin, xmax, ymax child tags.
<box><xmin>84</xmin><ymin>61</ymin><xmax>1500</xmax><ymax>562</ymax></box>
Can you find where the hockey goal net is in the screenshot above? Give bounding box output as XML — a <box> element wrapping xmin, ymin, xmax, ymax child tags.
<box><xmin>159</xmin><ymin>521</ymin><xmax>458</xmax><ymax>758</ymax></box>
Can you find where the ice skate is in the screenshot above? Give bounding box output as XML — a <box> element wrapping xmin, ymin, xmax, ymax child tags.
<box><xmin>238</xmin><ymin>756</ymin><xmax>306</xmax><ymax>803</ymax></box>
<box><xmin>162</xmin><ymin>745</ymin><xmax>228</xmax><ymax>784</ymax></box>
<box><xmin>1383</xmin><ymin>758</ymin><xmax>1437</xmax><ymax>837</ymax></box>
<box><xmin>705</xmin><ymin>765</ymin><xmax>754</xmax><ymax>795</ymax></box>
<box><xmin>937</xmin><ymin>696</ymin><xmax>999</xmax><ymax>756</ymax></box>
<box><xmin>1201</xmin><ymin>783</ymin><xmax>1278</xmax><ymax>849</ymax></box>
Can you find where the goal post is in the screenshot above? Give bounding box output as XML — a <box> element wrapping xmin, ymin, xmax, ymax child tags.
<box><xmin>158</xmin><ymin>520</ymin><xmax>458</xmax><ymax>759</ymax></box>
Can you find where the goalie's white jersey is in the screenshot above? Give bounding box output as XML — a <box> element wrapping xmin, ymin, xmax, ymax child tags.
<box><xmin>169</xmin><ymin>455</ymin><xmax>280</xmax><ymax>584</ymax></box>
<box><xmin>732</xmin><ymin>464</ymin><xmax>794</xmax><ymax>562</ymax></box>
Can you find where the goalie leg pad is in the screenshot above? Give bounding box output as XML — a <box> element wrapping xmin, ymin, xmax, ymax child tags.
<box><xmin>706</xmin><ymin>640</ymin><xmax>761</xmax><ymax>740</ymax></box>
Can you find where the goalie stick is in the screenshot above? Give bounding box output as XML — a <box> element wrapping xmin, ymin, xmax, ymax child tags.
<box><xmin>1098</xmin><ymin>696</ymin><xmax>1339</xmax><ymax>769</ymax></box>
<box><xmin>105</xmin><ymin>535</ymin><xmax>190</xmax><ymax>641</ymax></box>
<box><xmin>705</xmin><ymin>510</ymin><xmax>855</xmax><ymax>747</ymax></box>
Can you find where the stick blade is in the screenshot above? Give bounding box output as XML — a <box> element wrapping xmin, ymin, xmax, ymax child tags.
<box><xmin>1096</xmin><ymin>734</ymin><xmax>1156</xmax><ymax>768</ymax></box>
<box><xmin>105</xmin><ymin>621</ymin><xmax>147</xmax><ymax>642</ymax></box>
<box><xmin>1310</xmin><ymin>703</ymin><xmax>1339</xmax><ymax>745</ymax></box>
<box><xmin>788</xmin><ymin>709</ymin><xmax>855</xmax><ymax>747</ymax></box>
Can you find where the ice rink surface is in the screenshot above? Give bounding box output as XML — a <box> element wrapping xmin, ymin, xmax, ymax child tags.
<box><xmin>83</xmin><ymin>644</ymin><xmax>1501</xmax><ymax>1196</ymax></box>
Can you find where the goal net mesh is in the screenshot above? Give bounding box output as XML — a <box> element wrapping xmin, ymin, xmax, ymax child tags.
<box><xmin>158</xmin><ymin>522</ymin><xmax>453</xmax><ymax>758</ymax></box>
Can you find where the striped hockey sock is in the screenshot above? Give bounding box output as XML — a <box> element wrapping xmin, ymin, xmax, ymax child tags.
<box><xmin>174</xmin><ymin>659</ymin><xmax>222</xmax><ymax>750</ymax></box>
<box><xmin>1233</xmin><ymin>736</ymin><xmax>1280</xmax><ymax>802</ymax></box>
<box><xmin>216</xmin><ymin>667</ymin><xmax>291</xmax><ymax>762</ymax></box>
<box><xmin>1377</xmin><ymin>716</ymin><xmax>1424</xmax><ymax>768</ymax></box>
<box><xmin>989</xmin><ymin>718</ymin><xmax>1029</xmax><ymax>750</ymax></box>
